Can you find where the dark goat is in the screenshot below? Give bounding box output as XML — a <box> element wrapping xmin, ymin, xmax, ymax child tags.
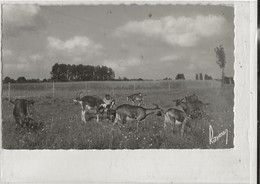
<box><xmin>126</xmin><ymin>93</ymin><xmax>145</xmax><ymax>106</ymax></box>
<box><xmin>10</xmin><ymin>99</ymin><xmax>35</xmax><ymax>130</ymax></box>
<box><xmin>164</xmin><ymin>108</ymin><xmax>191</xmax><ymax>137</ymax></box>
<box><xmin>113</xmin><ymin>104</ymin><xmax>163</xmax><ymax>126</ymax></box>
<box><xmin>173</xmin><ymin>98</ymin><xmax>209</xmax><ymax>119</ymax></box>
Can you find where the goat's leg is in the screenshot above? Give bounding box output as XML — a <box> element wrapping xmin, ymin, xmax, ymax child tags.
<box><xmin>113</xmin><ymin>114</ymin><xmax>120</xmax><ymax>126</ymax></box>
<box><xmin>81</xmin><ymin>110</ymin><xmax>84</xmax><ymax>121</ymax></box>
<box><xmin>181</xmin><ymin>117</ymin><xmax>188</xmax><ymax>137</ymax></box>
<box><xmin>82</xmin><ymin>110</ymin><xmax>87</xmax><ymax>123</ymax></box>
<box><xmin>97</xmin><ymin>114</ymin><xmax>99</xmax><ymax>122</ymax></box>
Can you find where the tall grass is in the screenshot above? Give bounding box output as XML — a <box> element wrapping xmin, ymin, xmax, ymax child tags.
<box><xmin>2</xmin><ymin>80</ymin><xmax>233</xmax><ymax>149</ymax></box>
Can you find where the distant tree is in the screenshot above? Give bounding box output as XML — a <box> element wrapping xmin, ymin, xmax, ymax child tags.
<box><xmin>16</xmin><ymin>76</ymin><xmax>27</xmax><ymax>83</ymax></box>
<box><xmin>163</xmin><ymin>77</ymin><xmax>172</xmax><ymax>80</ymax></box>
<box><xmin>199</xmin><ymin>73</ymin><xmax>203</xmax><ymax>80</ymax></box>
<box><xmin>175</xmin><ymin>73</ymin><xmax>185</xmax><ymax>80</ymax></box>
<box><xmin>50</xmin><ymin>63</ymin><xmax>115</xmax><ymax>82</ymax></box>
<box><xmin>214</xmin><ymin>45</ymin><xmax>226</xmax><ymax>94</ymax></box>
<box><xmin>3</xmin><ymin>76</ymin><xmax>15</xmax><ymax>84</ymax></box>
<box><xmin>196</xmin><ymin>74</ymin><xmax>198</xmax><ymax>80</ymax></box>
<box><xmin>27</xmin><ymin>79</ymin><xmax>40</xmax><ymax>83</ymax></box>
<box><xmin>42</xmin><ymin>79</ymin><xmax>48</xmax><ymax>82</ymax></box>
<box><xmin>204</xmin><ymin>74</ymin><xmax>213</xmax><ymax>80</ymax></box>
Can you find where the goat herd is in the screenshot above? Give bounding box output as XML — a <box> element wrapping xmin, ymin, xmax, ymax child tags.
<box><xmin>9</xmin><ymin>92</ymin><xmax>209</xmax><ymax>137</ymax></box>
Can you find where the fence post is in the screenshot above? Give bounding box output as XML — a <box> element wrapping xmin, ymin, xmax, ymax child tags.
<box><xmin>8</xmin><ymin>82</ymin><xmax>10</xmax><ymax>101</ymax></box>
<box><xmin>134</xmin><ymin>82</ymin><xmax>136</xmax><ymax>92</ymax></box>
<box><xmin>52</xmin><ymin>81</ymin><xmax>55</xmax><ymax>98</ymax></box>
<box><xmin>112</xmin><ymin>83</ymin><xmax>115</xmax><ymax>96</ymax></box>
<box><xmin>168</xmin><ymin>81</ymin><xmax>171</xmax><ymax>91</ymax></box>
<box><xmin>86</xmin><ymin>82</ymin><xmax>88</xmax><ymax>93</ymax></box>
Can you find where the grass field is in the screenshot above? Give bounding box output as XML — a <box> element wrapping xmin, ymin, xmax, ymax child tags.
<box><xmin>1</xmin><ymin>80</ymin><xmax>234</xmax><ymax>149</ymax></box>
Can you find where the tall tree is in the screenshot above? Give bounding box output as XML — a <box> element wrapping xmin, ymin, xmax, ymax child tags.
<box><xmin>17</xmin><ymin>76</ymin><xmax>27</xmax><ymax>83</ymax></box>
<box><xmin>214</xmin><ymin>45</ymin><xmax>226</xmax><ymax>94</ymax></box>
<box><xmin>199</xmin><ymin>73</ymin><xmax>203</xmax><ymax>80</ymax></box>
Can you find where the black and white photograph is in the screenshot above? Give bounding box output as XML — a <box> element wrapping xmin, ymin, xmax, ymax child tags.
<box><xmin>2</xmin><ymin>4</ymin><xmax>235</xmax><ymax>149</ymax></box>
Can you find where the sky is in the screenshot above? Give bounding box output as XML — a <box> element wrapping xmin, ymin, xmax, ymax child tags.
<box><xmin>2</xmin><ymin>4</ymin><xmax>234</xmax><ymax>80</ymax></box>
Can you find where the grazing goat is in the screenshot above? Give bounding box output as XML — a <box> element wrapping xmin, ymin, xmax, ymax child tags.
<box><xmin>164</xmin><ymin>108</ymin><xmax>191</xmax><ymax>137</ymax></box>
<box><xmin>113</xmin><ymin>104</ymin><xmax>163</xmax><ymax>126</ymax></box>
<box><xmin>74</xmin><ymin>93</ymin><xmax>115</xmax><ymax>123</ymax></box>
<box><xmin>100</xmin><ymin>94</ymin><xmax>116</xmax><ymax>120</ymax></box>
<box><xmin>173</xmin><ymin>98</ymin><xmax>209</xmax><ymax>119</ymax></box>
<box><xmin>74</xmin><ymin>92</ymin><xmax>105</xmax><ymax>123</ymax></box>
<box><xmin>126</xmin><ymin>93</ymin><xmax>145</xmax><ymax>106</ymax></box>
<box><xmin>101</xmin><ymin>94</ymin><xmax>116</xmax><ymax>109</ymax></box>
<box><xmin>10</xmin><ymin>99</ymin><xmax>35</xmax><ymax>130</ymax></box>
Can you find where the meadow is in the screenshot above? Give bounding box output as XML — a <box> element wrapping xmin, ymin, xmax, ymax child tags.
<box><xmin>1</xmin><ymin>80</ymin><xmax>234</xmax><ymax>149</ymax></box>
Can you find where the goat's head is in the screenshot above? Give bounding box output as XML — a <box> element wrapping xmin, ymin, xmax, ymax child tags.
<box><xmin>73</xmin><ymin>91</ymin><xmax>84</xmax><ymax>104</ymax></box>
<box><xmin>173</xmin><ymin>98</ymin><xmax>185</xmax><ymax>106</ymax></box>
<box><xmin>104</xmin><ymin>99</ymin><xmax>116</xmax><ymax>109</ymax></box>
<box><xmin>105</xmin><ymin>94</ymin><xmax>112</xmax><ymax>100</ymax></box>
<box><xmin>110</xmin><ymin>99</ymin><xmax>116</xmax><ymax>108</ymax></box>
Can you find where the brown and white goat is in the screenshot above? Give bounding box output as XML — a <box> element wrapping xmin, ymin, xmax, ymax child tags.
<box><xmin>74</xmin><ymin>93</ymin><xmax>115</xmax><ymax>123</ymax></box>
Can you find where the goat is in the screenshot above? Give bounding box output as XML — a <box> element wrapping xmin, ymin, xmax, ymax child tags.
<box><xmin>164</xmin><ymin>108</ymin><xmax>191</xmax><ymax>137</ymax></box>
<box><xmin>10</xmin><ymin>99</ymin><xmax>35</xmax><ymax>130</ymax></box>
<box><xmin>100</xmin><ymin>94</ymin><xmax>116</xmax><ymax>109</ymax></box>
<box><xmin>184</xmin><ymin>94</ymin><xmax>198</xmax><ymax>102</ymax></box>
<box><xmin>107</xmin><ymin>109</ymin><xmax>116</xmax><ymax>122</ymax></box>
<box><xmin>100</xmin><ymin>94</ymin><xmax>116</xmax><ymax>120</ymax></box>
<box><xmin>113</xmin><ymin>104</ymin><xmax>163</xmax><ymax>126</ymax></box>
<box><xmin>74</xmin><ymin>92</ymin><xmax>115</xmax><ymax>123</ymax></box>
<box><xmin>173</xmin><ymin>98</ymin><xmax>209</xmax><ymax>119</ymax></box>
<box><xmin>126</xmin><ymin>93</ymin><xmax>145</xmax><ymax>106</ymax></box>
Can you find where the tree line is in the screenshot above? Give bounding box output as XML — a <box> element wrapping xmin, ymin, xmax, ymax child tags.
<box><xmin>50</xmin><ymin>63</ymin><xmax>115</xmax><ymax>82</ymax></box>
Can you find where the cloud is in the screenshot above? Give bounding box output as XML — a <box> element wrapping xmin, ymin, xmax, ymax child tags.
<box><xmin>160</xmin><ymin>55</ymin><xmax>179</xmax><ymax>62</ymax></box>
<box><xmin>3</xmin><ymin>5</ymin><xmax>40</xmax><ymax>28</ymax></box>
<box><xmin>47</xmin><ymin>36</ymin><xmax>102</xmax><ymax>57</ymax></box>
<box><xmin>114</xmin><ymin>15</ymin><xmax>227</xmax><ymax>47</ymax></box>
<box><xmin>103</xmin><ymin>57</ymin><xmax>142</xmax><ymax>72</ymax></box>
<box><xmin>3</xmin><ymin>52</ymin><xmax>48</xmax><ymax>79</ymax></box>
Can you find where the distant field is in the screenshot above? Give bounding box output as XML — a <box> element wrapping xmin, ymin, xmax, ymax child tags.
<box><xmin>1</xmin><ymin>80</ymin><xmax>234</xmax><ymax>149</ymax></box>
